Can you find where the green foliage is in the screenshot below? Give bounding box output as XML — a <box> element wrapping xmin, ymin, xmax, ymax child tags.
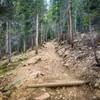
<box><xmin>0</xmin><ymin>0</ymin><xmax>100</xmax><ymax>54</ymax></box>
<box><xmin>0</xmin><ymin>0</ymin><xmax>47</xmax><ymax>54</ymax></box>
<box><xmin>82</xmin><ymin>15</ymin><xmax>89</xmax><ymax>30</ymax></box>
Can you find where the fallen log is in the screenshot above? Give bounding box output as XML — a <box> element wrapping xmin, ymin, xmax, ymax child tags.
<box><xmin>27</xmin><ymin>80</ymin><xmax>89</xmax><ymax>88</ymax></box>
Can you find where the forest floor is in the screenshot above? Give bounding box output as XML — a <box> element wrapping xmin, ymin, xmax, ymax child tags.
<box><xmin>0</xmin><ymin>41</ymin><xmax>100</xmax><ymax>100</ymax></box>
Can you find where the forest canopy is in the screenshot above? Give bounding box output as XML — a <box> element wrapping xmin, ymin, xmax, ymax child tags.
<box><xmin>0</xmin><ymin>0</ymin><xmax>100</xmax><ymax>61</ymax></box>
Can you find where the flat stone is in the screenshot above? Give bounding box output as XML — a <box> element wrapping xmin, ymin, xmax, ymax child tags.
<box><xmin>34</xmin><ymin>93</ymin><xmax>50</xmax><ymax>100</ymax></box>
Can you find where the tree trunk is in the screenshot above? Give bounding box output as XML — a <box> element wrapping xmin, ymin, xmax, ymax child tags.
<box><xmin>40</xmin><ymin>23</ymin><xmax>43</xmax><ymax>44</ymax></box>
<box><xmin>45</xmin><ymin>26</ymin><xmax>48</xmax><ymax>42</ymax></box>
<box><xmin>67</xmin><ymin>10</ymin><xmax>70</xmax><ymax>42</ymax></box>
<box><xmin>23</xmin><ymin>38</ymin><xmax>26</xmax><ymax>52</ymax></box>
<box><xmin>6</xmin><ymin>21</ymin><xmax>9</xmax><ymax>54</ymax></box>
<box><xmin>6</xmin><ymin>21</ymin><xmax>11</xmax><ymax>63</ymax></box>
<box><xmin>27</xmin><ymin>80</ymin><xmax>88</xmax><ymax>88</ymax></box>
<box><xmin>31</xmin><ymin>34</ymin><xmax>34</xmax><ymax>50</ymax></box>
<box><xmin>42</xmin><ymin>26</ymin><xmax>44</xmax><ymax>43</ymax></box>
<box><xmin>35</xmin><ymin>14</ymin><xmax>39</xmax><ymax>54</ymax></box>
<box><xmin>69</xmin><ymin>0</ymin><xmax>74</xmax><ymax>48</ymax></box>
<box><xmin>56</xmin><ymin>25</ymin><xmax>60</xmax><ymax>42</ymax></box>
<box><xmin>74</xmin><ymin>10</ymin><xmax>77</xmax><ymax>33</ymax></box>
<box><xmin>8</xmin><ymin>34</ymin><xmax>12</xmax><ymax>63</ymax></box>
<box><xmin>0</xmin><ymin>49</ymin><xmax>1</xmax><ymax>59</ymax></box>
<box><xmin>17</xmin><ymin>39</ymin><xmax>20</xmax><ymax>53</ymax></box>
<box><xmin>59</xmin><ymin>2</ymin><xmax>63</xmax><ymax>41</ymax></box>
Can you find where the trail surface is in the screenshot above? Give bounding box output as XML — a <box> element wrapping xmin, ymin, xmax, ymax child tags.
<box><xmin>5</xmin><ymin>42</ymin><xmax>92</xmax><ymax>100</ymax></box>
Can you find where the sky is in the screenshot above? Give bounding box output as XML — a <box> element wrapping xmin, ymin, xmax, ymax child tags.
<box><xmin>46</xmin><ymin>0</ymin><xmax>50</xmax><ymax>9</ymax></box>
<box><xmin>46</xmin><ymin>0</ymin><xmax>50</xmax><ymax>4</ymax></box>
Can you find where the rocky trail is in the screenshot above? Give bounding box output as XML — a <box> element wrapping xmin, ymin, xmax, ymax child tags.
<box><xmin>0</xmin><ymin>41</ymin><xmax>99</xmax><ymax>100</ymax></box>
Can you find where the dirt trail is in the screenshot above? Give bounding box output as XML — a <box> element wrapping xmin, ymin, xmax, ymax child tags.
<box><xmin>13</xmin><ymin>42</ymin><xmax>75</xmax><ymax>85</ymax></box>
<box><xmin>5</xmin><ymin>42</ymin><xmax>93</xmax><ymax>100</ymax></box>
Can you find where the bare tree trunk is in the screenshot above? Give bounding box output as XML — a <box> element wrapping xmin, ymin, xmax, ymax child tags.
<box><xmin>23</xmin><ymin>38</ymin><xmax>26</xmax><ymax>52</ymax></box>
<box><xmin>6</xmin><ymin>21</ymin><xmax>11</xmax><ymax>63</ymax></box>
<box><xmin>0</xmin><ymin>49</ymin><xmax>2</xmax><ymax>59</ymax></box>
<box><xmin>42</xmin><ymin>26</ymin><xmax>45</xmax><ymax>43</ymax></box>
<box><xmin>6</xmin><ymin>21</ymin><xmax>9</xmax><ymax>54</ymax></box>
<box><xmin>59</xmin><ymin>2</ymin><xmax>63</xmax><ymax>41</ymax></box>
<box><xmin>67</xmin><ymin>11</ymin><xmax>70</xmax><ymax>42</ymax></box>
<box><xmin>69</xmin><ymin>0</ymin><xmax>73</xmax><ymax>48</ymax></box>
<box><xmin>40</xmin><ymin>23</ymin><xmax>43</xmax><ymax>44</ymax></box>
<box><xmin>8</xmin><ymin>34</ymin><xmax>12</xmax><ymax>63</ymax></box>
<box><xmin>40</xmin><ymin>33</ymin><xmax>42</xmax><ymax>45</ymax></box>
<box><xmin>27</xmin><ymin>80</ymin><xmax>88</xmax><ymax>88</ymax></box>
<box><xmin>75</xmin><ymin>15</ymin><xmax>77</xmax><ymax>33</ymax></box>
<box><xmin>31</xmin><ymin>34</ymin><xmax>34</xmax><ymax>50</ymax></box>
<box><xmin>17</xmin><ymin>40</ymin><xmax>20</xmax><ymax>53</ymax></box>
<box><xmin>74</xmin><ymin>10</ymin><xmax>77</xmax><ymax>33</ymax></box>
<box><xmin>35</xmin><ymin>14</ymin><xmax>39</xmax><ymax>54</ymax></box>
<box><xmin>45</xmin><ymin>26</ymin><xmax>47</xmax><ymax>42</ymax></box>
<box><xmin>56</xmin><ymin>25</ymin><xmax>60</xmax><ymax>42</ymax></box>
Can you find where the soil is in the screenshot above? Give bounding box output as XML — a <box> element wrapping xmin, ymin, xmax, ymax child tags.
<box><xmin>0</xmin><ymin>41</ymin><xmax>99</xmax><ymax>100</ymax></box>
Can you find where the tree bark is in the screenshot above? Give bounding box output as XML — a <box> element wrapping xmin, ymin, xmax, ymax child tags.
<box><xmin>31</xmin><ymin>34</ymin><xmax>34</xmax><ymax>50</ymax></box>
<box><xmin>17</xmin><ymin>38</ymin><xmax>20</xmax><ymax>53</ymax></box>
<box><xmin>45</xmin><ymin>26</ymin><xmax>48</xmax><ymax>42</ymax></box>
<box><xmin>74</xmin><ymin>10</ymin><xmax>77</xmax><ymax>33</ymax></box>
<box><xmin>27</xmin><ymin>81</ymin><xmax>88</xmax><ymax>88</ymax></box>
<box><xmin>69</xmin><ymin>0</ymin><xmax>74</xmax><ymax>48</ymax></box>
<box><xmin>40</xmin><ymin>23</ymin><xmax>43</xmax><ymax>44</ymax></box>
<box><xmin>35</xmin><ymin>14</ymin><xmax>39</xmax><ymax>54</ymax></box>
<box><xmin>8</xmin><ymin>34</ymin><xmax>12</xmax><ymax>63</ymax></box>
<box><xmin>23</xmin><ymin>38</ymin><xmax>26</xmax><ymax>52</ymax></box>
<box><xmin>6</xmin><ymin>21</ymin><xmax>9</xmax><ymax>54</ymax></box>
<box><xmin>6</xmin><ymin>21</ymin><xmax>11</xmax><ymax>63</ymax></box>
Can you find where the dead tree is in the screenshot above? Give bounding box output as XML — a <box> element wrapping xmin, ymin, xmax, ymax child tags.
<box><xmin>6</xmin><ymin>21</ymin><xmax>11</xmax><ymax>63</ymax></box>
<box><xmin>35</xmin><ymin>14</ymin><xmax>39</xmax><ymax>54</ymax></box>
<box><xmin>68</xmin><ymin>0</ymin><xmax>74</xmax><ymax>48</ymax></box>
